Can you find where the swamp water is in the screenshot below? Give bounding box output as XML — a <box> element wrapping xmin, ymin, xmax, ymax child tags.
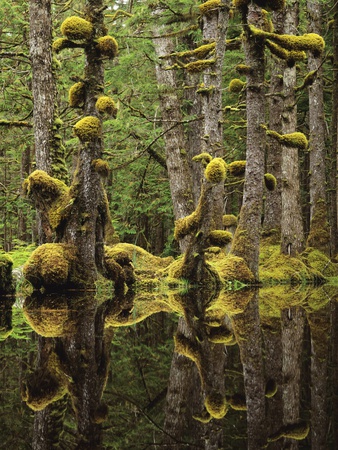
<box><xmin>1</xmin><ymin>284</ymin><xmax>337</xmax><ymax>449</ymax></box>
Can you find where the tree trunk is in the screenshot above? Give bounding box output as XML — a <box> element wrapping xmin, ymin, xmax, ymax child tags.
<box><xmin>29</xmin><ymin>0</ymin><xmax>54</xmax><ymax>174</ymax></box>
<box><xmin>230</xmin><ymin>4</ymin><xmax>267</xmax><ymax>280</ymax></box>
<box><xmin>152</xmin><ymin>19</ymin><xmax>194</xmax><ymax>252</ymax></box>
<box><xmin>306</xmin><ymin>0</ymin><xmax>330</xmax><ymax>255</ymax></box>
<box><xmin>263</xmin><ymin>10</ymin><xmax>284</xmax><ymax>241</ymax></box>
<box><xmin>280</xmin><ymin>1</ymin><xmax>305</xmax><ymax>256</ymax></box>
<box><xmin>200</xmin><ymin>0</ymin><xmax>230</xmax><ymax>229</ymax></box>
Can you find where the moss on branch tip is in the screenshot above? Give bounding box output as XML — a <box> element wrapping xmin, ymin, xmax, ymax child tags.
<box><xmin>96</xmin><ymin>36</ymin><xmax>119</xmax><ymax>59</ymax></box>
<box><xmin>69</xmin><ymin>82</ymin><xmax>86</xmax><ymax>108</ymax></box>
<box><xmin>229</xmin><ymin>78</ymin><xmax>246</xmax><ymax>93</ymax></box>
<box><xmin>73</xmin><ymin>116</ymin><xmax>102</xmax><ymax>142</ymax></box>
<box><xmin>264</xmin><ymin>173</ymin><xmax>277</xmax><ymax>191</ymax></box>
<box><xmin>205</xmin><ymin>157</ymin><xmax>227</xmax><ymax>183</ymax></box>
<box><xmin>266</xmin><ymin>130</ymin><xmax>308</xmax><ymax>150</ymax></box>
<box><xmin>95</xmin><ymin>96</ymin><xmax>118</xmax><ymax>117</ymax></box>
<box><xmin>60</xmin><ymin>16</ymin><xmax>93</xmax><ymax>41</ymax></box>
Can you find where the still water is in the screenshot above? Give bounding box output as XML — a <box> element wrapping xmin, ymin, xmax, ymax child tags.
<box><xmin>1</xmin><ymin>284</ymin><xmax>337</xmax><ymax>449</ymax></box>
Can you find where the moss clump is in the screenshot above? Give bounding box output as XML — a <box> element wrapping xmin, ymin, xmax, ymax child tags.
<box><xmin>227</xmin><ymin>160</ymin><xmax>246</xmax><ymax>177</ymax></box>
<box><xmin>92</xmin><ymin>159</ymin><xmax>110</xmax><ymax>177</ymax></box>
<box><xmin>223</xmin><ymin>214</ymin><xmax>237</xmax><ymax>228</ymax></box>
<box><xmin>268</xmin><ymin>421</ymin><xmax>310</xmax><ymax>442</ymax></box>
<box><xmin>205</xmin><ymin>157</ymin><xmax>227</xmax><ymax>183</ymax></box>
<box><xmin>267</xmin><ymin>130</ymin><xmax>308</xmax><ymax>150</ymax></box>
<box><xmin>199</xmin><ymin>0</ymin><xmax>223</xmax><ymax>15</ymax></box>
<box><xmin>302</xmin><ymin>247</ymin><xmax>338</xmax><ymax>278</ymax></box>
<box><xmin>103</xmin><ymin>247</ymin><xmax>126</xmax><ymax>290</ymax></box>
<box><xmin>265</xmin><ymin>379</ymin><xmax>278</xmax><ymax>398</ymax></box>
<box><xmin>96</xmin><ymin>35</ymin><xmax>118</xmax><ymax>58</ymax></box>
<box><xmin>250</xmin><ymin>25</ymin><xmax>325</xmax><ymax>54</ymax></box>
<box><xmin>0</xmin><ymin>253</ymin><xmax>14</xmax><ymax>295</ymax></box>
<box><xmin>23</xmin><ymin>243</ymin><xmax>79</xmax><ymax>291</ymax></box>
<box><xmin>23</xmin><ymin>295</ymin><xmax>74</xmax><ymax>337</ymax></box>
<box><xmin>229</xmin><ymin>78</ymin><xmax>246</xmax><ymax>93</ymax></box>
<box><xmin>235</xmin><ymin>64</ymin><xmax>252</xmax><ymax>75</ymax></box>
<box><xmin>175</xmin><ymin>42</ymin><xmax>215</xmax><ymax>59</ymax></box>
<box><xmin>174</xmin><ymin>210</ymin><xmax>200</xmax><ymax>240</ymax></box>
<box><xmin>227</xmin><ymin>393</ymin><xmax>247</xmax><ymax>411</ymax></box>
<box><xmin>60</xmin><ymin>16</ymin><xmax>93</xmax><ymax>41</ymax></box>
<box><xmin>69</xmin><ymin>82</ymin><xmax>85</xmax><ymax>108</ymax></box>
<box><xmin>214</xmin><ymin>255</ymin><xmax>255</xmax><ymax>284</ymax></box>
<box><xmin>193</xmin><ymin>409</ymin><xmax>212</xmax><ymax>423</ymax></box>
<box><xmin>185</xmin><ymin>59</ymin><xmax>216</xmax><ymax>73</ymax></box>
<box><xmin>192</xmin><ymin>152</ymin><xmax>212</xmax><ymax>166</ymax></box>
<box><xmin>207</xmin><ymin>325</ymin><xmax>234</xmax><ymax>344</ymax></box>
<box><xmin>52</xmin><ymin>37</ymin><xmax>72</xmax><ymax>53</ymax></box>
<box><xmin>205</xmin><ymin>289</ymin><xmax>254</xmax><ymax>320</ymax></box>
<box><xmin>95</xmin><ymin>96</ymin><xmax>118</xmax><ymax>117</ymax></box>
<box><xmin>208</xmin><ymin>230</ymin><xmax>233</xmax><ymax>247</ymax></box>
<box><xmin>91</xmin><ymin>403</ymin><xmax>109</xmax><ymax>424</ymax></box>
<box><xmin>21</xmin><ymin>352</ymin><xmax>68</xmax><ymax>411</ymax></box>
<box><xmin>264</xmin><ymin>173</ymin><xmax>277</xmax><ymax>191</ymax></box>
<box><xmin>174</xmin><ymin>333</ymin><xmax>201</xmax><ymax>366</ymax></box>
<box><xmin>205</xmin><ymin>391</ymin><xmax>228</xmax><ymax>419</ymax></box>
<box><xmin>266</xmin><ymin>40</ymin><xmax>306</xmax><ymax>65</ymax></box>
<box><xmin>73</xmin><ymin>116</ymin><xmax>101</xmax><ymax>142</ymax></box>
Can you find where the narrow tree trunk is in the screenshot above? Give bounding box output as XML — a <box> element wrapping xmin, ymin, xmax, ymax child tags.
<box><xmin>231</xmin><ymin>4</ymin><xmax>266</xmax><ymax>279</ymax></box>
<box><xmin>306</xmin><ymin>0</ymin><xmax>330</xmax><ymax>254</ymax></box>
<box><xmin>200</xmin><ymin>0</ymin><xmax>230</xmax><ymax>229</ymax></box>
<box><xmin>29</xmin><ymin>0</ymin><xmax>54</xmax><ymax>174</ymax></box>
<box><xmin>263</xmin><ymin>10</ymin><xmax>284</xmax><ymax>241</ymax></box>
<box><xmin>280</xmin><ymin>1</ymin><xmax>305</xmax><ymax>256</ymax></box>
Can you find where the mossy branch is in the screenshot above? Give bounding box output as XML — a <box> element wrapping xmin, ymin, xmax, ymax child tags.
<box><xmin>105</xmin><ymin>10</ymin><xmax>133</xmax><ymax>20</ymax></box>
<box><xmin>0</xmin><ymin>119</ymin><xmax>32</xmax><ymax>128</ymax></box>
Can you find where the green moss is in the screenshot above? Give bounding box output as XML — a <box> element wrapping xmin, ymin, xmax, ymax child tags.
<box><xmin>227</xmin><ymin>393</ymin><xmax>247</xmax><ymax>411</ymax></box>
<box><xmin>174</xmin><ymin>333</ymin><xmax>201</xmax><ymax>367</ymax></box>
<box><xmin>192</xmin><ymin>152</ymin><xmax>212</xmax><ymax>166</ymax></box>
<box><xmin>92</xmin><ymin>159</ymin><xmax>110</xmax><ymax>177</ymax></box>
<box><xmin>184</xmin><ymin>59</ymin><xmax>216</xmax><ymax>73</ymax></box>
<box><xmin>208</xmin><ymin>230</ymin><xmax>233</xmax><ymax>247</ymax></box>
<box><xmin>227</xmin><ymin>160</ymin><xmax>246</xmax><ymax>177</ymax></box>
<box><xmin>223</xmin><ymin>214</ymin><xmax>237</xmax><ymax>228</ymax></box>
<box><xmin>266</xmin><ymin>40</ymin><xmax>306</xmax><ymax>64</ymax></box>
<box><xmin>91</xmin><ymin>403</ymin><xmax>109</xmax><ymax>424</ymax></box>
<box><xmin>205</xmin><ymin>157</ymin><xmax>227</xmax><ymax>183</ymax></box>
<box><xmin>306</xmin><ymin>200</ymin><xmax>330</xmax><ymax>254</ymax></box>
<box><xmin>23</xmin><ymin>243</ymin><xmax>79</xmax><ymax>291</ymax></box>
<box><xmin>266</xmin><ymin>130</ymin><xmax>308</xmax><ymax>150</ymax></box>
<box><xmin>204</xmin><ymin>391</ymin><xmax>228</xmax><ymax>419</ymax></box>
<box><xmin>174</xmin><ymin>210</ymin><xmax>200</xmax><ymax>240</ymax></box>
<box><xmin>0</xmin><ymin>252</ymin><xmax>14</xmax><ymax>295</ymax></box>
<box><xmin>193</xmin><ymin>409</ymin><xmax>212</xmax><ymax>423</ymax></box>
<box><xmin>229</xmin><ymin>78</ymin><xmax>246</xmax><ymax>93</ymax></box>
<box><xmin>210</xmin><ymin>254</ymin><xmax>255</xmax><ymax>284</ymax></box>
<box><xmin>302</xmin><ymin>247</ymin><xmax>338</xmax><ymax>278</ymax></box>
<box><xmin>205</xmin><ymin>289</ymin><xmax>254</xmax><ymax>320</ymax></box>
<box><xmin>69</xmin><ymin>82</ymin><xmax>86</xmax><ymax>108</ymax></box>
<box><xmin>52</xmin><ymin>37</ymin><xmax>72</xmax><ymax>53</ymax></box>
<box><xmin>23</xmin><ymin>294</ymin><xmax>75</xmax><ymax>337</ymax></box>
<box><xmin>264</xmin><ymin>173</ymin><xmax>277</xmax><ymax>191</ymax></box>
<box><xmin>175</xmin><ymin>42</ymin><xmax>215</xmax><ymax>59</ymax></box>
<box><xmin>21</xmin><ymin>352</ymin><xmax>68</xmax><ymax>411</ymax></box>
<box><xmin>96</xmin><ymin>35</ymin><xmax>118</xmax><ymax>58</ymax></box>
<box><xmin>95</xmin><ymin>96</ymin><xmax>118</xmax><ymax>117</ymax></box>
<box><xmin>199</xmin><ymin>0</ymin><xmax>223</xmax><ymax>15</ymax></box>
<box><xmin>60</xmin><ymin>16</ymin><xmax>93</xmax><ymax>41</ymax></box>
<box><xmin>235</xmin><ymin>64</ymin><xmax>252</xmax><ymax>75</ymax></box>
<box><xmin>250</xmin><ymin>25</ymin><xmax>325</xmax><ymax>54</ymax></box>
<box><xmin>73</xmin><ymin>116</ymin><xmax>102</xmax><ymax>142</ymax></box>
<box><xmin>268</xmin><ymin>421</ymin><xmax>310</xmax><ymax>442</ymax></box>
<box><xmin>265</xmin><ymin>379</ymin><xmax>278</xmax><ymax>398</ymax></box>
<box><xmin>207</xmin><ymin>325</ymin><xmax>234</xmax><ymax>344</ymax></box>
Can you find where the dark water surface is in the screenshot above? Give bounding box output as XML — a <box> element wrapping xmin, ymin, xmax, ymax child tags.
<box><xmin>1</xmin><ymin>284</ymin><xmax>337</xmax><ymax>449</ymax></box>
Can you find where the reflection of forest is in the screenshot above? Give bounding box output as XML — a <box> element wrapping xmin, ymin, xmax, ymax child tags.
<box><xmin>0</xmin><ymin>285</ymin><xmax>338</xmax><ymax>449</ymax></box>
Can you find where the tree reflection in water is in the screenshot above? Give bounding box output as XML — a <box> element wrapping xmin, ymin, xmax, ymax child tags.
<box><xmin>1</xmin><ymin>284</ymin><xmax>337</xmax><ymax>449</ymax></box>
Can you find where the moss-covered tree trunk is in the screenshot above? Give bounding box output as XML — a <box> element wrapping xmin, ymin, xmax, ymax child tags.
<box><xmin>230</xmin><ymin>4</ymin><xmax>267</xmax><ymax>280</ymax></box>
<box><xmin>306</xmin><ymin>0</ymin><xmax>330</xmax><ymax>255</ymax></box>
<box><xmin>280</xmin><ymin>1</ymin><xmax>304</xmax><ymax>256</ymax></box>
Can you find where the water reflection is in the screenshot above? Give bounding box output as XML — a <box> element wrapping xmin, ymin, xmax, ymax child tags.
<box><xmin>0</xmin><ymin>284</ymin><xmax>337</xmax><ymax>449</ymax></box>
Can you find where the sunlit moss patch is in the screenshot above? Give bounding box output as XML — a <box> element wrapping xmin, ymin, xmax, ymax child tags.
<box><xmin>60</xmin><ymin>16</ymin><xmax>93</xmax><ymax>41</ymax></box>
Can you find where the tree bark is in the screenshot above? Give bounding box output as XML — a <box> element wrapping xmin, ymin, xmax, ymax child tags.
<box><xmin>280</xmin><ymin>1</ymin><xmax>305</xmax><ymax>256</ymax></box>
<box><xmin>306</xmin><ymin>0</ymin><xmax>330</xmax><ymax>254</ymax></box>
<box><xmin>230</xmin><ymin>4</ymin><xmax>267</xmax><ymax>279</ymax></box>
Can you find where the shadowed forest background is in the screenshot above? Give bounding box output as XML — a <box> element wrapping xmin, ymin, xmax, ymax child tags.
<box><xmin>1</xmin><ymin>0</ymin><xmax>338</xmax><ymax>449</ymax></box>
